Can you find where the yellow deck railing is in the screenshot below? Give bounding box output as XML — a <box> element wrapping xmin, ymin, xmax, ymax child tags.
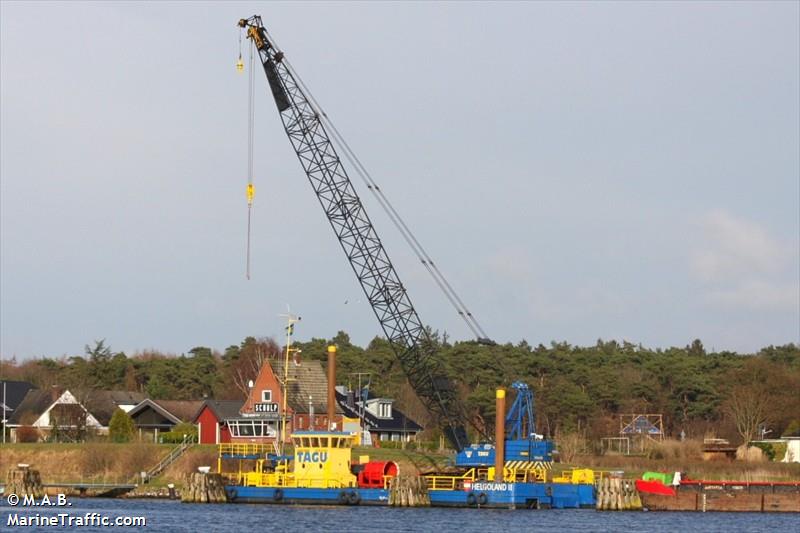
<box><xmin>425</xmin><ymin>468</ymin><xmax>479</xmax><ymax>491</ymax></box>
<box><xmin>218</xmin><ymin>443</ymin><xmax>271</xmax><ymax>457</ymax></box>
<box><xmin>552</xmin><ymin>468</ymin><xmax>611</xmax><ymax>485</ymax></box>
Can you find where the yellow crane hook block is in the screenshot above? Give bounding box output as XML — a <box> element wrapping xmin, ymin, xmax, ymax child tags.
<box><xmin>236</xmin><ymin>54</ymin><xmax>244</xmax><ymax>73</ymax></box>
<box><xmin>246</xmin><ymin>183</ymin><xmax>255</xmax><ymax>205</ymax></box>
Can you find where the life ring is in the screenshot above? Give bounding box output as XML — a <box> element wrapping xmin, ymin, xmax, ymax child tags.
<box><xmin>273</xmin><ymin>488</ymin><xmax>284</xmax><ymax>502</ymax></box>
<box><xmin>466</xmin><ymin>492</ymin><xmax>478</xmax><ymax>506</ymax></box>
<box><xmin>347</xmin><ymin>491</ymin><xmax>361</xmax><ymax>506</ymax></box>
<box><xmin>226</xmin><ymin>489</ymin><xmax>238</xmax><ymax>501</ymax></box>
<box><xmin>338</xmin><ymin>490</ymin><xmax>349</xmax><ymax>505</ymax></box>
<box><xmin>477</xmin><ymin>492</ymin><xmax>488</xmax><ymax>506</ymax></box>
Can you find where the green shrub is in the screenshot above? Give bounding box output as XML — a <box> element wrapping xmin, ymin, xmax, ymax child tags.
<box><xmin>109</xmin><ymin>409</ymin><xmax>135</xmax><ymax>443</ymax></box>
<box><xmin>752</xmin><ymin>442</ymin><xmax>776</xmax><ymax>461</ymax></box>
<box><xmin>159</xmin><ymin>423</ymin><xmax>197</xmax><ymax>444</ymax></box>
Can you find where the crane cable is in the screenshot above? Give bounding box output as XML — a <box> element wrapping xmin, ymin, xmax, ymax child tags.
<box><xmin>263</xmin><ymin>29</ymin><xmax>490</xmax><ymax>341</ymax></box>
<box><xmin>245</xmin><ymin>36</ymin><xmax>256</xmax><ymax>280</ymax></box>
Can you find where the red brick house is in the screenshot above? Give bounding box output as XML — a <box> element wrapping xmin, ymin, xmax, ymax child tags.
<box><xmin>194</xmin><ymin>357</ymin><xmax>343</xmax><ymax>445</ymax></box>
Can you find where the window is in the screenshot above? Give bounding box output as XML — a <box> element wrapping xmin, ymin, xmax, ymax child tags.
<box><xmin>261</xmin><ymin>390</ymin><xmax>272</xmax><ymax>402</ymax></box>
<box><xmin>377</xmin><ymin>402</ymin><xmax>392</xmax><ymax>419</ymax></box>
<box><xmin>228</xmin><ymin>419</ymin><xmax>277</xmax><ymax>438</ymax></box>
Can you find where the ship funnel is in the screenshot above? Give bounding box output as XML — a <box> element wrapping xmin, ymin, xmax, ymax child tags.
<box><xmin>327</xmin><ymin>345</ymin><xmax>337</xmax><ymax>430</ymax></box>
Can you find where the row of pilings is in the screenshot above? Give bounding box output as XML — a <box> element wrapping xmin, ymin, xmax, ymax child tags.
<box><xmin>596</xmin><ymin>477</ymin><xmax>643</xmax><ymax>510</ymax></box>
<box><xmin>388</xmin><ymin>475</ymin><xmax>430</xmax><ymax>507</ymax></box>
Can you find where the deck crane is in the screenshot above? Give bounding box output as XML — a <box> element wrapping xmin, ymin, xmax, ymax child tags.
<box><xmin>237</xmin><ymin>15</ymin><xmax>486</xmax><ymax>451</ymax></box>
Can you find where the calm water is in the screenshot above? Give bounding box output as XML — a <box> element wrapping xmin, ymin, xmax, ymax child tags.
<box><xmin>1</xmin><ymin>498</ymin><xmax>797</xmax><ymax>532</ymax></box>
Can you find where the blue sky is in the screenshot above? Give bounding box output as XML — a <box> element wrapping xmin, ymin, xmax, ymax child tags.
<box><xmin>1</xmin><ymin>1</ymin><xmax>798</xmax><ymax>359</ymax></box>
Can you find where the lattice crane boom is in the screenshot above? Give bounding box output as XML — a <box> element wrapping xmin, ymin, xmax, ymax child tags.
<box><xmin>238</xmin><ymin>15</ymin><xmax>477</xmax><ymax>451</ymax></box>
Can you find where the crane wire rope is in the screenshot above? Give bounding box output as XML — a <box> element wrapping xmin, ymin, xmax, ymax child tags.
<box><xmin>263</xmin><ymin>29</ymin><xmax>490</xmax><ymax>341</ymax></box>
<box><xmin>245</xmin><ymin>37</ymin><xmax>256</xmax><ymax>280</ymax></box>
<box><xmin>286</xmin><ymin>61</ymin><xmax>487</xmax><ymax>340</ymax></box>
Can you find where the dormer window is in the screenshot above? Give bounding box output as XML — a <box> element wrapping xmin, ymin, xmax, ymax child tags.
<box><xmin>261</xmin><ymin>390</ymin><xmax>272</xmax><ymax>403</ymax></box>
<box><xmin>378</xmin><ymin>401</ymin><xmax>392</xmax><ymax>419</ymax></box>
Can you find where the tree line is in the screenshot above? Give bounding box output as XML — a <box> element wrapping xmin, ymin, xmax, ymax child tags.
<box><xmin>2</xmin><ymin>335</ymin><xmax>798</xmax><ymax>445</ymax></box>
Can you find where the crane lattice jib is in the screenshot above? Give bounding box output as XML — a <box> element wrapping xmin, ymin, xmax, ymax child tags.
<box><xmin>239</xmin><ymin>16</ymin><xmax>471</xmax><ymax>451</ymax></box>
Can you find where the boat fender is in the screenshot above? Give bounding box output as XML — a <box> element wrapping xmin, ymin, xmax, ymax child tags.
<box><xmin>227</xmin><ymin>489</ymin><xmax>238</xmax><ymax>501</ymax></box>
<box><xmin>347</xmin><ymin>491</ymin><xmax>361</xmax><ymax>506</ymax></box>
<box><xmin>466</xmin><ymin>492</ymin><xmax>478</xmax><ymax>506</ymax></box>
<box><xmin>273</xmin><ymin>488</ymin><xmax>284</xmax><ymax>502</ymax></box>
<box><xmin>477</xmin><ymin>493</ymin><xmax>488</xmax><ymax>506</ymax></box>
<box><xmin>338</xmin><ymin>490</ymin><xmax>349</xmax><ymax>505</ymax></box>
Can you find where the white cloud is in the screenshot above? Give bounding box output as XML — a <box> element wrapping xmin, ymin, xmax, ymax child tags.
<box><xmin>690</xmin><ymin>209</ymin><xmax>789</xmax><ymax>282</ymax></box>
<box><xmin>691</xmin><ymin>209</ymin><xmax>799</xmax><ymax>312</ymax></box>
<box><xmin>707</xmin><ymin>279</ymin><xmax>799</xmax><ymax>311</ymax></box>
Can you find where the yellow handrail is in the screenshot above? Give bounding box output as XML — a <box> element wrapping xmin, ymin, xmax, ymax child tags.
<box><xmin>218</xmin><ymin>443</ymin><xmax>271</xmax><ymax>457</ymax></box>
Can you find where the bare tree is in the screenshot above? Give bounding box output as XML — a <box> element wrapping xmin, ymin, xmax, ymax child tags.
<box><xmin>555</xmin><ymin>429</ymin><xmax>587</xmax><ymax>464</ymax></box>
<box><xmin>231</xmin><ymin>338</ymin><xmax>280</xmax><ymax>399</ymax></box>
<box><xmin>723</xmin><ymin>385</ymin><xmax>771</xmax><ymax>446</ymax></box>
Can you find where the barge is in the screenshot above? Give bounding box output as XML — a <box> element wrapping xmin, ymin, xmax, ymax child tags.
<box><xmin>219</xmin><ymin>432</ymin><xmax>596</xmax><ymax>509</ymax></box>
<box><xmin>219</xmin><ymin>383</ymin><xmax>596</xmax><ymax>509</ymax></box>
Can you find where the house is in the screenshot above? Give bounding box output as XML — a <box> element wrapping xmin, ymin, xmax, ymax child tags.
<box><xmin>6</xmin><ymin>388</ymin><xmax>103</xmax><ymax>442</ymax></box>
<box><xmin>1</xmin><ymin>380</ymin><xmax>36</xmax><ymax>431</ymax></box>
<box><xmin>83</xmin><ymin>390</ymin><xmax>146</xmax><ymax>427</ymax></box>
<box><xmin>127</xmin><ymin>399</ymin><xmax>203</xmax><ymax>441</ymax></box>
<box><xmin>335</xmin><ymin>385</ymin><xmax>422</xmax><ymax>443</ymax></box>
<box><xmin>194</xmin><ymin>399</ymin><xmax>245</xmax><ymax>444</ymax></box>
<box><xmin>781</xmin><ymin>427</ymin><xmax>800</xmax><ymax>463</ymax></box>
<box><xmin>194</xmin><ymin>357</ymin><xmax>343</xmax><ymax>445</ymax></box>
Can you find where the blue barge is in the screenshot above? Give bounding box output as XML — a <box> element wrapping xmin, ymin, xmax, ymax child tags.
<box><xmin>218</xmin><ymin>431</ymin><xmax>596</xmax><ymax>509</ymax></box>
<box><xmin>226</xmin><ymin>483</ymin><xmax>595</xmax><ymax>509</ymax></box>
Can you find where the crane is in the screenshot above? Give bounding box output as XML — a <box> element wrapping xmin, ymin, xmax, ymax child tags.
<box><xmin>237</xmin><ymin>15</ymin><xmax>482</xmax><ymax>451</ymax></box>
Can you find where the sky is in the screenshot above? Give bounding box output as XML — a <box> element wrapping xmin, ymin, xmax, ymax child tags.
<box><xmin>1</xmin><ymin>1</ymin><xmax>798</xmax><ymax>360</ymax></box>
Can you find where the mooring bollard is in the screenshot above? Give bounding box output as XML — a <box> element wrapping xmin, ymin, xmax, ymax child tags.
<box><xmin>6</xmin><ymin>464</ymin><xmax>44</xmax><ymax>498</ymax></box>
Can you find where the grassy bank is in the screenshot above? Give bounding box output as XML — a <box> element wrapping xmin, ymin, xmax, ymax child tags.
<box><xmin>2</xmin><ymin>443</ymin><xmax>798</xmax><ymax>488</ymax></box>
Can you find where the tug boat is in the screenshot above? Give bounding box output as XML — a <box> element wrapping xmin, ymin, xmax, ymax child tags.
<box><xmin>220</xmin><ymin>431</ymin><xmax>393</xmax><ymax>505</ymax></box>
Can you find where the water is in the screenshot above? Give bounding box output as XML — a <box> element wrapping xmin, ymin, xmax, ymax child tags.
<box><xmin>1</xmin><ymin>498</ymin><xmax>797</xmax><ymax>532</ymax></box>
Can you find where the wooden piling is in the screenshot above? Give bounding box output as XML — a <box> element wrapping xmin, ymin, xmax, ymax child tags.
<box><xmin>181</xmin><ymin>473</ymin><xmax>228</xmax><ymax>503</ymax></box>
<box><xmin>389</xmin><ymin>476</ymin><xmax>430</xmax><ymax>507</ymax></box>
<box><xmin>5</xmin><ymin>466</ymin><xmax>44</xmax><ymax>498</ymax></box>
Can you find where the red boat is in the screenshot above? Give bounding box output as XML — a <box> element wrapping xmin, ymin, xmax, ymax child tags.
<box><xmin>635</xmin><ymin>479</ymin><xmax>676</xmax><ymax>496</ymax></box>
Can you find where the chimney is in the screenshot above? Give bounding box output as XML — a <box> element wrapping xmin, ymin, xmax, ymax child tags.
<box><xmin>346</xmin><ymin>390</ymin><xmax>355</xmax><ymax>409</ymax></box>
<box><xmin>495</xmin><ymin>388</ymin><xmax>506</xmax><ymax>483</ymax></box>
<box><xmin>327</xmin><ymin>345</ymin><xmax>336</xmax><ymax>431</ymax></box>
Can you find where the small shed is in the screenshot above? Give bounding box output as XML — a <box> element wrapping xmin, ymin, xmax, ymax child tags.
<box><xmin>194</xmin><ymin>400</ymin><xmax>244</xmax><ymax>444</ymax></box>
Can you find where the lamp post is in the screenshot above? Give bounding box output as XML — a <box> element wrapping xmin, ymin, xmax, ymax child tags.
<box><xmin>309</xmin><ymin>395</ymin><xmax>314</xmax><ymax>430</ymax></box>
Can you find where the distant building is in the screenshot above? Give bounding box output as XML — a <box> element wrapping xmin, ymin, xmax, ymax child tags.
<box><xmin>84</xmin><ymin>390</ymin><xmax>146</xmax><ymax>427</ymax></box>
<box><xmin>781</xmin><ymin>427</ymin><xmax>800</xmax><ymax>463</ymax></box>
<box><xmin>6</xmin><ymin>388</ymin><xmax>147</xmax><ymax>442</ymax></box>
<box><xmin>194</xmin><ymin>400</ymin><xmax>244</xmax><ymax>445</ymax></box>
<box><xmin>195</xmin><ymin>357</ymin><xmax>344</xmax><ymax>445</ymax></box>
<box><xmin>1</xmin><ymin>380</ymin><xmax>36</xmax><ymax>431</ymax></box>
<box><xmin>6</xmin><ymin>388</ymin><xmax>103</xmax><ymax>442</ymax></box>
<box><xmin>127</xmin><ymin>399</ymin><xmax>203</xmax><ymax>441</ymax></box>
<box><xmin>335</xmin><ymin>385</ymin><xmax>422</xmax><ymax>443</ymax></box>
